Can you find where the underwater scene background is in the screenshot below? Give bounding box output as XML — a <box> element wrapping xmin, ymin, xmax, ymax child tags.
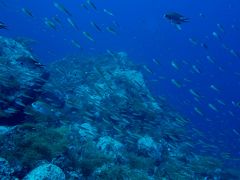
<box><xmin>0</xmin><ymin>0</ymin><xmax>240</xmax><ymax>179</ymax></box>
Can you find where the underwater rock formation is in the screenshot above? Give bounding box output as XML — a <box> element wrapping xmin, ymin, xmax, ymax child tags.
<box><xmin>44</xmin><ymin>52</ymin><xmax>163</xmax><ymax>140</ymax></box>
<box><xmin>23</xmin><ymin>163</ymin><xmax>65</xmax><ymax>180</ymax></box>
<box><xmin>0</xmin><ymin>36</ymin><xmax>49</xmax><ymax>125</ymax></box>
<box><xmin>77</xmin><ymin>122</ymin><xmax>97</xmax><ymax>141</ymax></box>
<box><xmin>0</xmin><ymin>36</ymin><xmax>239</xmax><ymax>179</ymax></box>
<box><xmin>0</xmin><ymin>126</ymin><xmax>12</xmax><ymax>135</ymax></box>
<box><xmin>0</xmin><ymin>157</ymin><xmax>14</xmax><ymax>180</ymax></box>
<box><xmin>137</xmin><ymin>135</ymin><xmax>162</xmax><ymax>159</ymax></box>
<box><xmin>97</xmin><ymin>136</ymin><xmax>123</xmax><ymax>158</ymax></box>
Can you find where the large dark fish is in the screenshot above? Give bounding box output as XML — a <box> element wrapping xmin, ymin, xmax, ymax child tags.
<box><xmin>16</xmin><ymin>56</ymin><xmax>45</xmax><ymax>69</ymax></box>
<box><xmin>0</xmin><ymin>21</ymin><xmax>7</xmax><ymax>29</ymax></box>
<box><xmin>164</xmin><ymin>12</ymin><xmax>189</xmax><ymax>25</ymax></box>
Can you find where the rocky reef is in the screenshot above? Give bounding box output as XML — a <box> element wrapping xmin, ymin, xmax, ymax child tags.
<box><xmin>0</xmin><ymin>36</ymin><xmax>49</xmax><ymax>125</ymax></box>
<box><xmin>0</xmin><ymin>36</ymin><xmax>239</xmax><ymax>179</ymax></box>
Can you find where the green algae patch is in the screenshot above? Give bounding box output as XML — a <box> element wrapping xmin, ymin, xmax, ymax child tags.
<box><xmin>65</xmin><ymin>141</ymin><xmax>113</xmax><ymax>177</ymax></box>
<box><xmin>0</xmin><ymin>123</ymin><xmax>69</xmax><ymax>168</ymax></box>
<box><xmin>93</xmin><ymin>165</ymin><xmax>150</xmax><ymax>180</ymax></box>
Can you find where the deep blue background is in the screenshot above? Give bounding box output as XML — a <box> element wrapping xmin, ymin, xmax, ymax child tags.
<box><xmin>1</xmin><ymin>0</ymin><xmax>240</xmax><ymax>165</ymax></box>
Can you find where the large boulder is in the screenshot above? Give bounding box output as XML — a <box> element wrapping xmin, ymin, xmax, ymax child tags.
<box><xmin>97</xmin><ymin>136</ymin><xmax>123</xmax><ymax>158</ymax></box>
<box><xmin>23</xmin><ymin>163</ymin><xmax>65</xmax><ymax>180</ymax></box>
<box><xmin>137</xmin><ymin>135</ymin><xmax>162</xmax><ymax>159</ymax></box>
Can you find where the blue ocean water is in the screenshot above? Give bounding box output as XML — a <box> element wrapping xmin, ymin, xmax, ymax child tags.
<box><xmin>1</xmin><ymin>0</ymin><xmax>240</xmax><ymax>168</ymax></box>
